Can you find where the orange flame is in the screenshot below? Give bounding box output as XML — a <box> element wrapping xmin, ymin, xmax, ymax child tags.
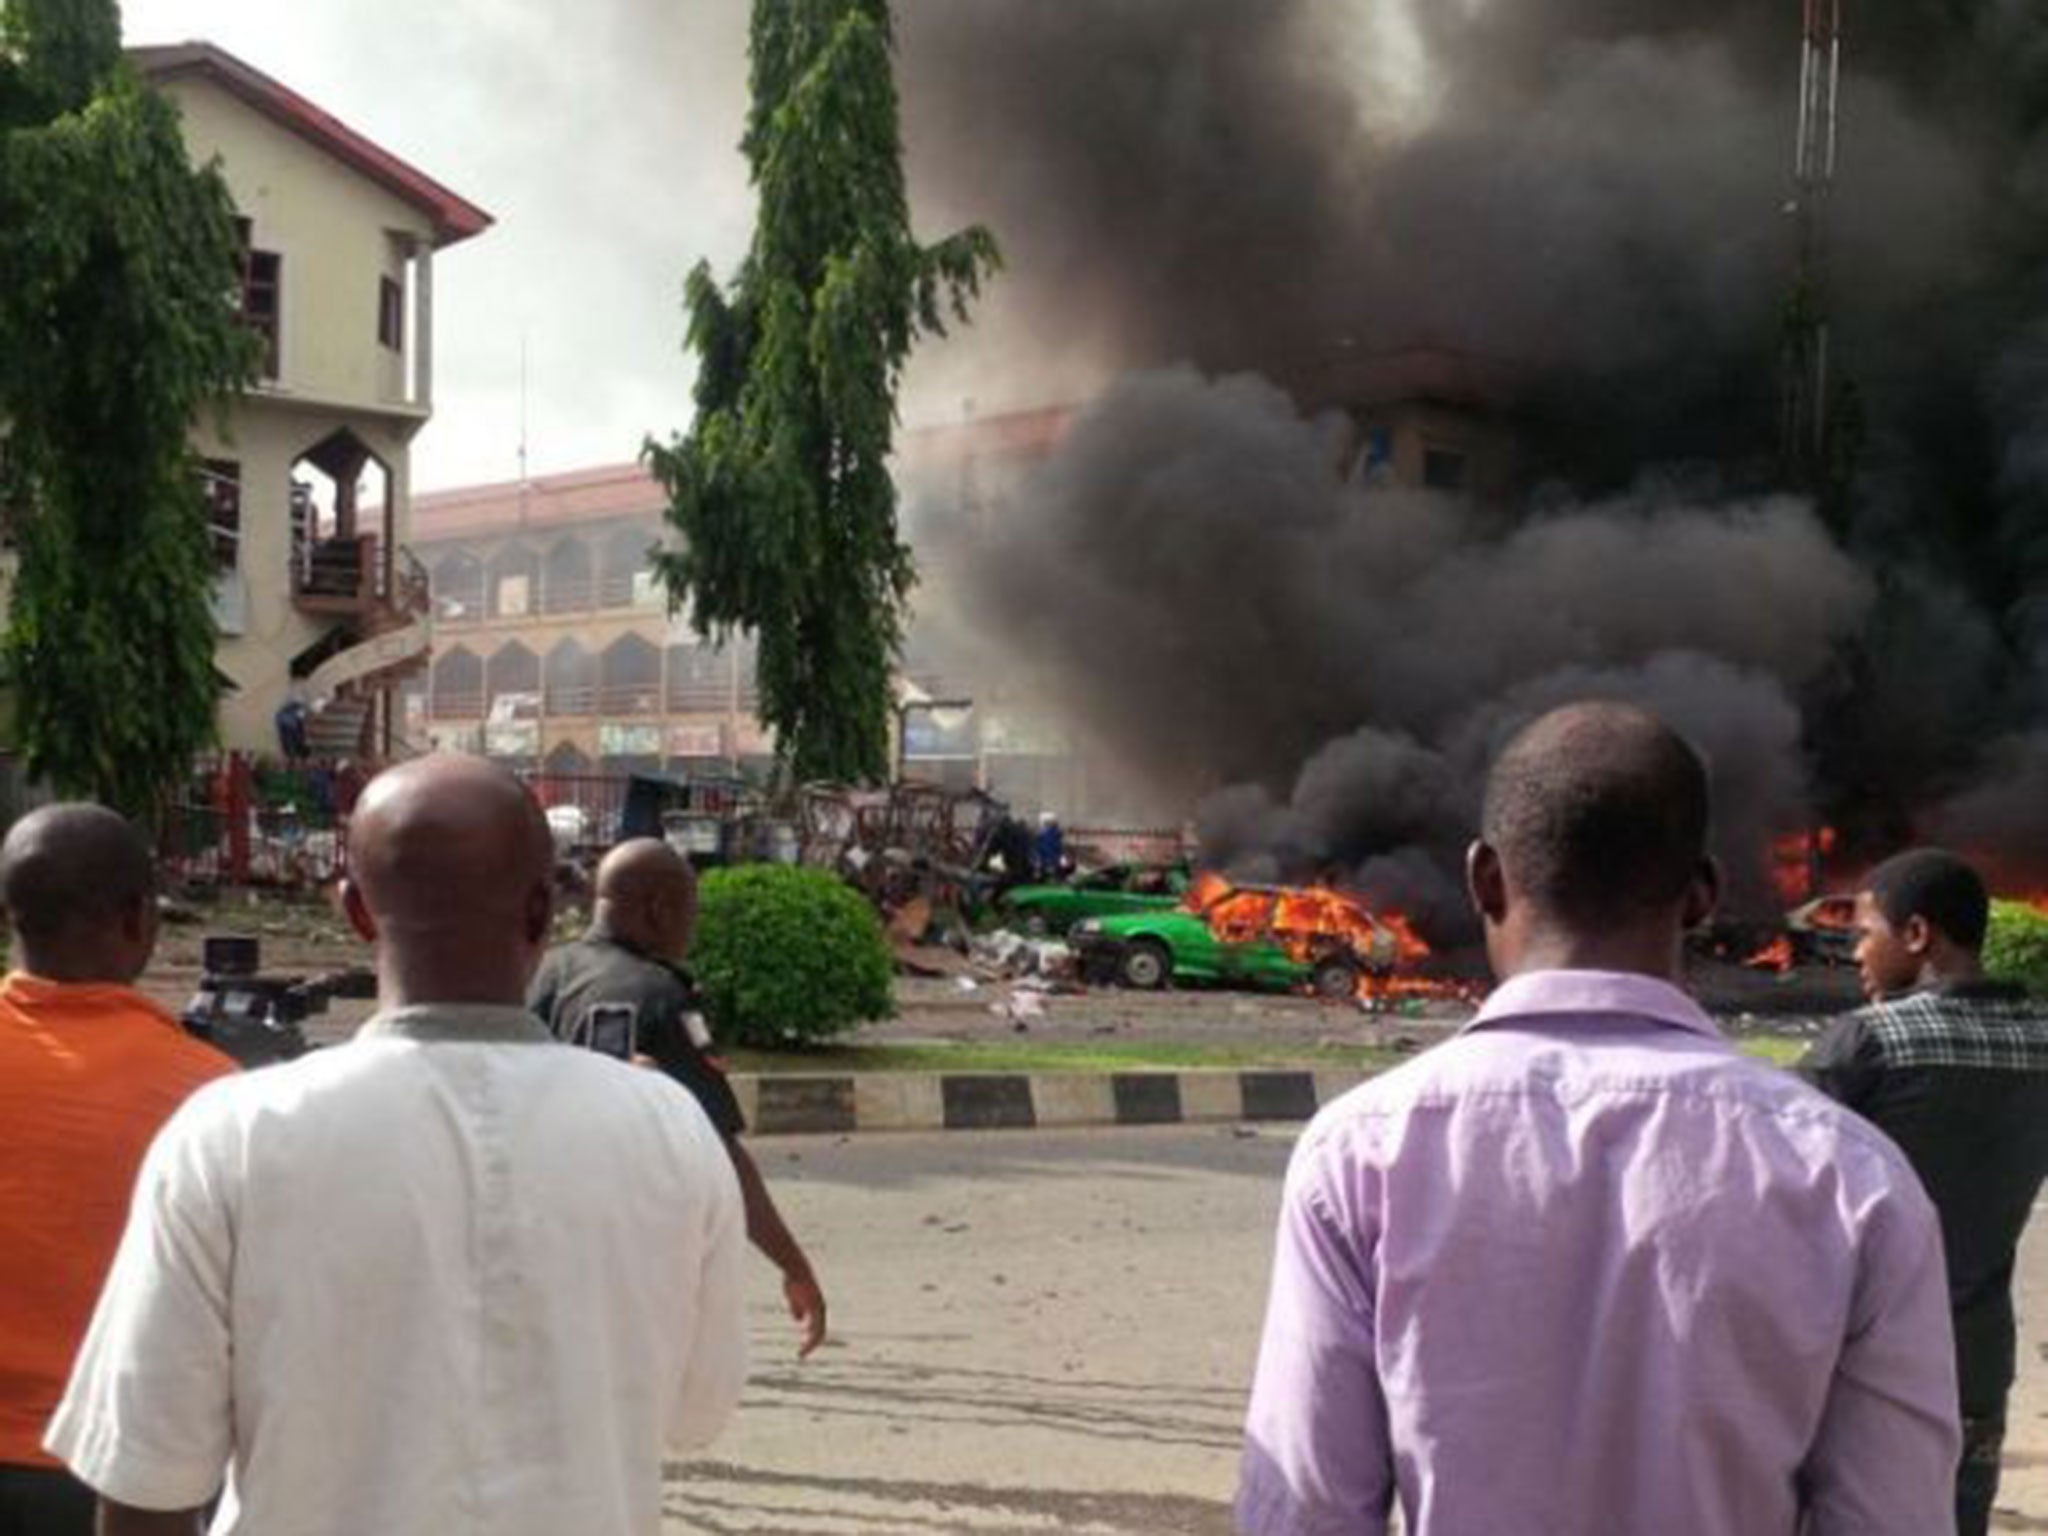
<box><xmin>1744</xmin><ymin>936</ymin><xmax>1795</xmax><ymax>973</ymax></box>
<box><xmin>1185</xmin><ymin>873</ymin><xmax>1438</xmax><ymax>999</ymax></box>
<box><xmin>1770</xmin><ymin>827</ymin><xmax>1840</xmax><ymax>907</ymax></box>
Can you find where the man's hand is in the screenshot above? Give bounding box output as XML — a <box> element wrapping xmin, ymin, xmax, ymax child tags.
<box><xmin>785</xmin><ymin>1269</ymin><xmax>827</xmax><ymax>1359</ymax></box>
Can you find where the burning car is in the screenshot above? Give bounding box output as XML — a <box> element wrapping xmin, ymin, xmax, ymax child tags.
<box><xmin>995</xmin><ymin>861</ymin><xmax>1190</xmax><ymax>936</ymax></box>
<box><xmin>1786</xmin><ymin>893</ymin><xmax>1859</xmax><ymax>966</ymax></box>
<box><xmin>1071</xmin><ymin>874</ymin><xmax>1428</xmax><ymax>1000</ymax></box>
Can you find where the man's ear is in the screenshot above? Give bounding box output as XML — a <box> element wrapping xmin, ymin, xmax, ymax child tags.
<box><xmin>1901</xmin><ymin>912</ymin><xmax>1935</xmax><ymax>957</ymax></box>
<box><xmin>525</xmin><ymin>880</ymin><xmax>554</xmax><ymax>948</ymax></box>
<box><xmin>1467</xmin><ymin>840</ymin><xmax>1507</xmax><ymax>925</ymax></box>
<box><xmin>120</xmin><ymin>893</ymin><xmax>155</xmax><ymax>947</ymax></box>
<box><xmin>1682</xmin><ymin>856</ymin><xmax>1722</xmax><ymax>931</ymax></box>
<box><xmin>340</xmin><ymin>879</ymin><xmax>378</xmax><ymax>944</ymax></box>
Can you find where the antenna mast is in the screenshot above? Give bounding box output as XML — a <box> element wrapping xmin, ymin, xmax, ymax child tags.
<box><xmin>517</xmin><ymin>331</ymin><xmax>531</xmax><ymax>527</ymax></box>
<box><xmin>1782</xmin><ymin>0</ymin><xmax>1843</xmax><ymax>490</ymax></box>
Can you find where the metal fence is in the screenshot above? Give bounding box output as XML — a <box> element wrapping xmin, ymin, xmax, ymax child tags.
<box><xmin>147</xmin><ymin>754</ymin><xmax>1193</xmax><ymax>892</ymax></box>
<box><xmin>158</xmin><ymin>756</ymin><xmax>356</xmax><ymax>888</ymax></box>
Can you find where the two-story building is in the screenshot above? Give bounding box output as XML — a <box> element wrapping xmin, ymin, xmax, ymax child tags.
<box><xmin>132</xmin><ymin>43</ymin><xmax>491</xmax><ymax>757</ymax></box>
<box><xmin>409</xmin><ymin>466</ymin><xmax>773</xmax><ymax>780</ymax></box>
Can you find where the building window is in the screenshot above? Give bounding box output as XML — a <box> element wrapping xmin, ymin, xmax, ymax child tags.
<box><xmin>200</xmin><ymin>458</ymin><xmax>241</xmax><ymax>570</ymax></box>
<box><xmin>378</xmin><ymin>276</ymin><xmax>404</xmax><ymax>351</ymax></box>
<box><xmin>1422</xmin><ymin>447</ymin><xmax>1468</xmax><ymax>493</ymax></box>
<box><xmin>665</xmin><ymin>643</ymin><xmax>733</xmax><ymax>712</ymax></box>
<box><xmin>430</xmin><ymin>646</ymin><xmax>485</xmax><ymax>720</ymax></box>
<box><xmin>544</xmin><ymin>640</ymin><xmax>596</xmax><ymax>717</ymax></box>
<box><xmin>235</xmin><ymin>219</ymin><xmax>282</xmax><ymax>380</ymax></box>
<box><xmin>542</xmin><ymin>537</ymin><xmax>593</xmax><ymax>614</ymax></box>
<box><xmin>599</xmin><ymin>634</ymin><xmax>661</xmax><ymax>715</ymax></box>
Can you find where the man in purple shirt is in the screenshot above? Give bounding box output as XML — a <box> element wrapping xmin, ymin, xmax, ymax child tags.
<box><xmin>1238</xmin><ymin>702</ymin><xmax>1959</xmax><ymax>1536</ymax></box>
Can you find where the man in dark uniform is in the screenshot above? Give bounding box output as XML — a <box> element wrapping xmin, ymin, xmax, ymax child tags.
<box><xmin>1802</xmin><ymin>848</ymin><xmax>2048</xmax><ymax>1536</ymax></box>
<box><xmin>531</xmin><ymin>839</ymin><xmax>826</xmax><ymax>1358</ymax></box>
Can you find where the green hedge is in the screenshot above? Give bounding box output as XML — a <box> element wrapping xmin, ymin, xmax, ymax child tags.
<box><xmin>691</xmin><ymin>865</ymin><xmax>893</xmax><ymax>1047</ymax></box>
<box><xmin>1985</xmin><ymin>900</ymin><xmax>2048</xmax><ymax>998</ymax></box>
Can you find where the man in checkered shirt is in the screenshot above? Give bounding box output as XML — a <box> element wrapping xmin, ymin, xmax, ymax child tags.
<box><xmin>1803</xmin><ymin>849</ymin><xmax>2048</xmax><ymax>1536</ymax></box>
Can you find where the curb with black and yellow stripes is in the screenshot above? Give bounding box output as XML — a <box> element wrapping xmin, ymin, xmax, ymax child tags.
<box><xmin>727</xmin><ymin>1067</ymin><xmax>1375</xmax><ymax>1136</ymax></box>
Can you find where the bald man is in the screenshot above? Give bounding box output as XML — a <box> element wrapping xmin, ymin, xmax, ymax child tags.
<box><xmin>0</xmin><ymin>806</ymin><xmax>232</xmax><ymax>1536</ymax></box>
<box><xmin>1239</xmin><ymin>703</ymin><xmax>1957</xmax><ymax>1536</ymax></box>
<box><xmin>47</xmin><ymin>756</ymin><xmax>748</xmax><ymax>1536</ymax></box>
<box><xmin>531</xmin><ymin>839</ymin><xmax>826</xmax><ymax>1358</ymax></box>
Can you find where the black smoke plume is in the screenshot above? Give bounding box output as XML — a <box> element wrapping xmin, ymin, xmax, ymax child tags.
<box><xmin>887</xmin><ymin>0</ymin><xmax>2048</xmax><ymax>911</ymax></box>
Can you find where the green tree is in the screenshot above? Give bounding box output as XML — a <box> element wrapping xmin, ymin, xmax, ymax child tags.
<box><xmin>1986</xmin><ymin>900</ymin><xmax>2048</xmax><ymax>998</ymax></box>
<box><xmin>0</xmin><ymin>0</ymin><xmax>255</xmax><ymax>815</ymax></box>
<box><xmin>647</xmin><ymin>0</ymin><xmax>998</xmax><ymax>784</ymax></box>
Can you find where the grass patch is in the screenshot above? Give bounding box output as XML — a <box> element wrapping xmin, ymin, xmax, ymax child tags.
<box><xmin>727</xmin><ymin>1032</ymin><xmax>1821</xmax><ymax>1076</ymax></box>
<box><xmin>723</xmin><ymin>1039</ymin><xmax>1416</xmax><ymax>1075</ymax></box>
<box><xmin>1738</xmin><ymin>1035</ymin><xmax>1812</xmax><ymax>1067</ymax></box>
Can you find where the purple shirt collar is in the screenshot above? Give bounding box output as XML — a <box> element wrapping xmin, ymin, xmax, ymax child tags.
<box><xmin>1464</xmin><ymin>968</ymin><xmax>1723</xmax><ymax>1042</ymax></box>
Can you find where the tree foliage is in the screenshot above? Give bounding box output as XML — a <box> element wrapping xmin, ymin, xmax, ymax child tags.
<box><xmin>0</xmin><ymin>0</ymin><xmax>255</xmax><ymax>815</ymax></box>
<box><xmin>1986</xmin><ymin>900</ymin><xmax>2048</xmax><ymax>999</ymax></box>
<box><xmin>647</xmin><ymin>0</ymin><xmax>998</xmax><ymax>785</ymax></box>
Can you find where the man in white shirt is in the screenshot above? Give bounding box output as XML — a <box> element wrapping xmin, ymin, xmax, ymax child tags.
<box><xmin>47</xmin><ymin>754</ymin><xmax>748</xmax><ymax>1536</ymax></box>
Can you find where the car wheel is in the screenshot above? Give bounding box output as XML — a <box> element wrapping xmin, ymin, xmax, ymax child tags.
<box><xmin>1311</xmin><ymin>957</ymin><xmax>1359</xmax><ymax>1001</ymax></box>
<box><xmin>1120</xmin><ymin>939</ymin><xmax>1172</xmax><ymax>991</ymax></box>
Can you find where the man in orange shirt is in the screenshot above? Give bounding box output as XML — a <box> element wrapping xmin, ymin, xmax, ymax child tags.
<box><xmin>0</xmin><ymin>805</ymin><xmax>233</xmax><ymax>1536</ymax></box>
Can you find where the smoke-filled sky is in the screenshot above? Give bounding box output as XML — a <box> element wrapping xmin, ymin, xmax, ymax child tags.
<box><xmin>123</xmin><ymin>0</ymin><xmax>2047</xmax><ymax>905</ymax></box>
<box><xmin>894</xmin><ymin>0</ymin><xmax>2048</xmax><ymax>910</ymax></box>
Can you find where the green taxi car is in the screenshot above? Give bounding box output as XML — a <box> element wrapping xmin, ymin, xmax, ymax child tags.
<box><xmin>995</xmin><ymin>863</ymin><xmax>1190</xmax><ymax>936</ymax></box>
<box><xmin>1070</xmin><ymin>907</ymin><xmax>1365</xmax><ymax>999</ymax></box>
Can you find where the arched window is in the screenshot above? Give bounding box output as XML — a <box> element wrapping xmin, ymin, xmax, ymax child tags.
<box><xmin>543</xmin><ymin>741</ymin><xmax>591</xmax><ymax>775</ymax></box>
<box><xmin>599</xmin><ymin>634</ymin><xmax>662</xmax><ymax>715</ymax></box>
<box><xmin>664</xmin><ymin>642</ymin><xmax>732</xmax><ymax>712</ymax></box>
<box><xmin>598</xmin><ymin>525</ymin><xmax>655</xmax><ymax>608</ymax></box>
<box><xmin>485</xmin><ymin>641</ymin><xmax>539</xmax><ymax>716</ymax></box>
<box><xmin>485</xmin><ymin>543</ymin><xmax>539</xmax><ymax>619</ymax></box>
<box><xmin>430</xmin><ymin>550</ymin><xmax>485</xmax><ymax>623</ymax></box>
<box><xmin>542</xmin><ymin>536</ymin><xmax>592</xmax><ymax>614</ymax></box>
<box><xmin>544</xmin><ymin>639</ymin><xmax>595</xmax><ymax>717</ymax></box>
<box><xmin>430</xmin><ymin>646</ymin><xmax>483</xmax><ymax>719</ymax></box>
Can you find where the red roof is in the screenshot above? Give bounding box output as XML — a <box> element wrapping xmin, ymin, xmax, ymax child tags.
<box><xmin>898</xmin><ymin>404</ymin><xmax>1071</xmax><ymax>465</ymax></box>
<box><xmin>416</xmin><ymin>404</ymin><xmax>1080</xmax><ymax>543</ymax></box>
<box><xmin>413</xmin><ymin>464</ymin><xmax>666</xmax><ymax>541</ymax></box>
<box><xmin>130</xmin><ymin>42</ymin><xmax>492</xmax><ymax>249</ymax></box>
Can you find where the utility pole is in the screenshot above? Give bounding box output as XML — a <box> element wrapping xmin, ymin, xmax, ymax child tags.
<box><xmin>1781</xmin><ymin>0</ymin><xmax>1843</xmax><ymax>492</ymax></box>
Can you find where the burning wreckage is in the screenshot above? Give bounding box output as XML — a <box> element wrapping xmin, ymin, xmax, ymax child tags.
<box><xmin>1071</xmin><ymin>872</ymin><xmax>1457</xmax><ymax>1006</ymax></box>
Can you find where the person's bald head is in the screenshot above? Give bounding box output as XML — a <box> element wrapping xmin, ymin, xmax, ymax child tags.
<box><xmin>594</xmin><ymin>839</ymin><xmax>698</xmax><ymax>960</ymax></box>
<box><xmin>0</xmin><ymin>803</ymin><xmax>159</xmax><ymax>982</ymax></box>
<box><xmin>1471</xmin><ymin>703</ymin><xmax>1718</xmax><ymax>971</ymax></box>
<box><xmin>342</xmin><ymin>755</ymin><xmax>555</xmax><ymax>1004</ymax></box>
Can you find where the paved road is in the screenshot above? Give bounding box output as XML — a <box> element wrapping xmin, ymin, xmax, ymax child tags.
<box><xmin>670</xmin><ymin>1123</ymin><xmax>2048</xmax><ymax>1535</ymax></box>
<box><xmin>668</xmin><ymin>1125</ymin><xmax>1285</xmax><ymax>1534</ymax></box>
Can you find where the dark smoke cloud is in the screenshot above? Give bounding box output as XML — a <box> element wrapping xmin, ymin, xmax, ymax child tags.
<box><xmin>888</xmin><ymin>0</ymin><xmax>2048</xmax><ymax>902</ymax></box>
<box><xmin>1930</xmin><ymin>731</ymin><xmax>2048</xmax><ymax>894</ymax></box>
<box><xmin>964</xmin><ymin>369</ymin><xmax>1862</xmax><ymax>917</ymax></box>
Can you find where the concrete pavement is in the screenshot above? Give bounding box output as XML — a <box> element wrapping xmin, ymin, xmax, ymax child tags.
<box><xmin>670</xmin><ymin>1123</ymin><xmax>2048</xmax><ymax>1535</ymax></box>
<box><xmin>668</xmin><ymin>1124</ymin><xmax>1287</xmax><ymax>1534</ymax></box>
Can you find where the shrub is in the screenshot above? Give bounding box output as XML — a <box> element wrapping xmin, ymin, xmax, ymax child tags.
<box><xmin>691</xmin><ymin>865</ymin><xmax>893</xmax><ymax>1048</ymax></box>
<box><xmin>1985</xmin><ymin>900</ymin><xmax>2048</xmax><ymax>998</ymax></box>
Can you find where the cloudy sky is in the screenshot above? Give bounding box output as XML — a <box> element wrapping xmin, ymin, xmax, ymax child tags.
<box><xmin>126</xmin><ymin>0</ymin><xmax>795</xmax><ymax>491</ymax></box>
<box><xmin>125</xmin><ymin>0</ymin><xmax>1416</xmax><ymax>494</ymax></box>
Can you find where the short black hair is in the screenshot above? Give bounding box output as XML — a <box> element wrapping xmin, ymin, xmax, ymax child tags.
<box><xmin>1481</xmin><ymin>702</ymin><xmax>1710</xmax><ymax>926</ymax></box>
<box><xmin>0</xmin><ymin>803</ymin><xmax>155</xmax><ymax>944</ymax></box>
<box><xmin>1865</xmin><ymin>848</ymin><xmax>1989</xmax><ymax>951</ymax></box>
